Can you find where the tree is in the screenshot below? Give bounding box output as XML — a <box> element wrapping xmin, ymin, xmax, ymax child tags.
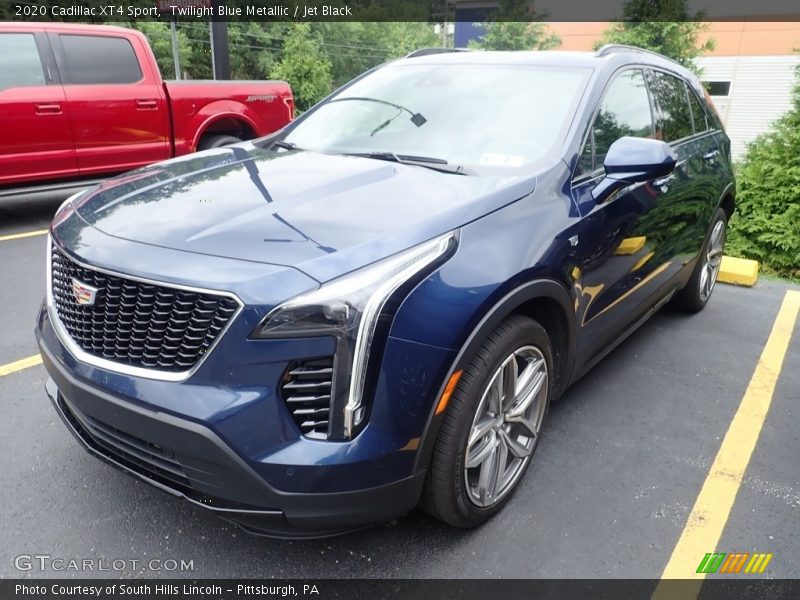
<box><xmin>227</xmin><ymin>23</ymin><xmax>285</xmax><ymax>80</ymax></box>
<box><xmin>596</xmin><ymin>0</ymin><xmax>714</xmax><ymax>70</ymax></box>
<box><xmin>125</xmin><ymin>22</ymin><xmax>191</xmax><ymax>79</ymax></box>
<box><xmin>375</xmin><ymin>22</ymin><xmax>440</xmax><ymax>61</ymax></box>
<box><xmin>271</xmin><ymin>23</ymin><xmax>333</xmax><ymax>112</ymax></box>
<box><xmin>313</xmin><ymin>22</ymin><xmax>439</xmax><ymax>89</ymax></box>
<box><xmin>726</xmin><ymin>67</ymin><xmax>800</xmax><ymax>280</ymax></box>
<box><xmin>469</xmin><ymin>0</ymin><xmax>560</xmax><ymax>51</ymax></box>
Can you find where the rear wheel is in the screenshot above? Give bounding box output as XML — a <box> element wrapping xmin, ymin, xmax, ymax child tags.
<box><xmin>673</xmin><ymin>207</ymin><xmax>727</xmax><ymax>312</ymax></box>
<box><xmin>421</xmin><ymin>314</ymin><xmax>553</xmax><ymax>528</ymax></box>
<box><xmin>197</xmin><ymin>134</ymin><xmax>243</xmax><ymax>151</ymax></box>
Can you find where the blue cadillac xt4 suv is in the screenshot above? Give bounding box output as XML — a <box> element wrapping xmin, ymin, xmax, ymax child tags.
<box><xmin>36</xmin><ymin>46</ymin><xmax>735</xmax><ymax>537</ymax></box>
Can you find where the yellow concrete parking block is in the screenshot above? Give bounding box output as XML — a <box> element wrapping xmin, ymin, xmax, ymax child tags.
<box><xmin>718</xmin><ymin>256</ymin><xmax>759</xmax><ymax>287</ymax></box>
<box><xmin>614</xmin><ymin>236</ymin><xmax>646</xmax><ymax>255</ymax></box>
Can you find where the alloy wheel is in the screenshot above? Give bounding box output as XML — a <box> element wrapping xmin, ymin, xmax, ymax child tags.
<box><xmin>699</xmin><ymin>220</ymin><xmax>726</xmax><ymax>302</ymax></box>
<box><xmin>464</xmin><ymin>345</ymin><xmax>548</xmax><ymax>508</ymax></box>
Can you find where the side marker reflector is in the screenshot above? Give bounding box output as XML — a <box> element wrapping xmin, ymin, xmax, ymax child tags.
<box><xmin>435</xmin><ymin>370</ymin><xmax>463</xmax><ymax>415</ymax></box>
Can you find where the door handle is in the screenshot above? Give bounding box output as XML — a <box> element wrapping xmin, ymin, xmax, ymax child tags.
<box><xmin>35</xmin><ymin>103</ymin><xmax>62</xmax><ymax>115</ymax></box>
<box><xmin>136</xmin><ymin>99</ymin><xmax>159</xmax><ymax>110</ymax></box>
<box><xmin>702</xmin><ymin>149</ymin><xmax>720</xmax><ymax>162</ymax></box>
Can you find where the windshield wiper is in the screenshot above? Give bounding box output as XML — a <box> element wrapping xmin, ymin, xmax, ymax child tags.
<box><xmin>270</xmin><ymin>140</ymin><xmax>299</xmax><ymax>151</ymax></box>
<box><xmin>328</xmin><ymin>97</ymin><xmax>427</xmax><ymax>131</ymax></box>
<box><xmin>345</xmin><ymin>151</ymin><xmax>475</xmax><ymax>176</ymax></box>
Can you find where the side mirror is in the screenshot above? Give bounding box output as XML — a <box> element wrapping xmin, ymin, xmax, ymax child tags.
<box><xmin>592</xmin><ymin>137</ymin><xmax>677</xmax><ymax>203</ymax></box>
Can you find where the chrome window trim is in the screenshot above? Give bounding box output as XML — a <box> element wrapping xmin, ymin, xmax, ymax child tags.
<box><xmin>46</xmin><ymin>235</ymin><xmax>244</xmax><ymax>383</ymax></box>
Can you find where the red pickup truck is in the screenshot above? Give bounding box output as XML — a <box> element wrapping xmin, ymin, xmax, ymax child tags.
<box><xmin>0</xmin><ymin>22</ymin><xmax>294</xmax><ymax>193</ymax></box>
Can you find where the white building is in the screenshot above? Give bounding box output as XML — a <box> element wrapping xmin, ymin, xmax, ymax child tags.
<box><xmin>695</xmin><ymin>55</ymin><xmax>800</xmax><ymax>159</ymax></box>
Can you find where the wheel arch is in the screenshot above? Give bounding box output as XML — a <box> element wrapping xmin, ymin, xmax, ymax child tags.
<box><xmin>412</xmin><ymin>278</ymin><xmax>576</xmax><ymax>474</ymax></box>
<box><xmin>194</xmin><ymin>113</ymin><xmax>258</xmax><ymax>151</ymax></box>
<box><xmin>716</xmin><ymin>182</ymin><xmax>735</xmax><ymax>221</ymax></box>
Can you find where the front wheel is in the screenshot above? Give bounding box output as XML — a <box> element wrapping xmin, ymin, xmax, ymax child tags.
<box><xmin>673</xmin><ymin>207</ymin><xmax>727</xmax><ymax>312</ymax></box>
<box><xmin>421</xmin><ymin>314</ymin><xmax>553</xmax><ymax>528</ymax></box>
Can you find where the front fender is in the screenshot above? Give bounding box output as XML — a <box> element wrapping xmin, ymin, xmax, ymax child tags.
<box><xmin>408</xmin><ymin>277</ymin><xmax>575</xmax><ymax>474</ymax></box>
<box><xmin>383</xmin><ymin>182</ymin><xmax>579</xmax><ymax>474</ymax></box>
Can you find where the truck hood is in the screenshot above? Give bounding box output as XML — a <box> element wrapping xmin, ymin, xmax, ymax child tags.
<box><xmin>74</xmin><ymin>144</ymin><xmax>536</xmax><ymax>283</ymax></box>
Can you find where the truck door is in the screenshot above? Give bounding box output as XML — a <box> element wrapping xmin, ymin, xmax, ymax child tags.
<box><xmin>49</xmin><ymin>31</ymin><xmax>170</xmax><ymax>177</ymax></box>
<box><xmin>0</xmin><ymin>31</ymin><xmax>78</xmax><ymax>187</ymax></box>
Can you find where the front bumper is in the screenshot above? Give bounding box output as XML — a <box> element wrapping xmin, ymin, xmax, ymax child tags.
<box><xmin>39</xmin><ymin>341</ymin><xmax>426</xmax><ymax>538</ymax></box>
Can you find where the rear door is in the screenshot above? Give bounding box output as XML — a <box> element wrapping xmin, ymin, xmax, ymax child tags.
<box><xmin>0</xmin><ymin>31</ymin><xmax>77</xmax><ymax>187</ymax></box>
<box><xmin>49</xmin><ymin>31</ymin><xmax>170</xmax><ymax>176</ymax></box>
<box><xmin>645</xmin><ymin>69</ymin><xmax>715</xmax><ymax>266</ymax></box>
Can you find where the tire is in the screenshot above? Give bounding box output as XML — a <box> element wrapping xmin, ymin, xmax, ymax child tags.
<box><xmin>197</xmin><ymin>134</ymin><xmax>243</xmax><ymax>151</ymax></box>
<box><xmin>673</xmin><ymin>207</ymin><xmax>727</xmax><ymax>313</ymax></box>
<box><xmin>421</xmin><ymin>314</ymin><xmax>554</xmax><ymax>528</ymax></box>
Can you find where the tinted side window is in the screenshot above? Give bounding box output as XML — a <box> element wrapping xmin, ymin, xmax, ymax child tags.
<box><xmin>687</xmin><ymin>87</ymin><xmax>709</xmax><ymax>133</ymax></box>
<box><xmin>578</xmin><ymin>69</ymin><xmax>653</xmax><ymax>175</ymax></box>
<box><xmin>704</xmin><ymin>81</ymin><xmax>731</xmax><ymax>96</ymax></box>
<box><xmin>647</xmin><ymin>71</ymin><xmax>694</xmax><ymax>142</ymax></box>
<box><xmin>0</xmin><ymin>33</ymin><xmax>46</xmax><ymax>89</ymax></box>
<box><xmin>60</xmin><ymin>35</ymin><xmax>142</xmax><ymax>84</ymax></box>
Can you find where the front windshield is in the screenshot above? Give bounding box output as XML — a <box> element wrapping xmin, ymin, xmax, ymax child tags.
<box><xmin>284</xmin><ymin>62</ymin><xmax>590</xmax><ymax>171</ymax></box>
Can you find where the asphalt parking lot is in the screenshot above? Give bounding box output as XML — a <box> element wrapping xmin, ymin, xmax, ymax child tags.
<box><xmin>1</xmin><ymin>195</ymin><xmax>798</xmax><ymax>580</ymax></box>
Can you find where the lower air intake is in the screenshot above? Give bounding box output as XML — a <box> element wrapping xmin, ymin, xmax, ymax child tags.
<box><xmin>280</xmin><ymin>357</ymin><xmax>334</xmax><ymax>439</ymax></box>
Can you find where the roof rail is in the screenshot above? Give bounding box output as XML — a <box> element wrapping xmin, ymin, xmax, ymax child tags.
<box><xmin>595</xmin><ymin>44</ymin><xmax>674</xmax><ymax>62</ymax></box>
<box><xmin>405</xmin><ymin>48</ymin><xmax>469</xmax><ymax>58</ymax></box>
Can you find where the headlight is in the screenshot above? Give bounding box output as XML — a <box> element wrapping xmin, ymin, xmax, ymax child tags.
<box><xmin>252</xmin><ymin>231</ymin><xmax>457</xmax><ymax>438</ymax></box>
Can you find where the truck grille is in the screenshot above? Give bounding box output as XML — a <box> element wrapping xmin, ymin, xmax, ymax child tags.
<box><xmin>50</xmin><ymin>244</ymin><xmax>239</xmax><ymax>374</ymax></box>
<box><xmin>280</xmin><ymin>357</ymin><xmax>334</xmax><ymax>439</ymax></box>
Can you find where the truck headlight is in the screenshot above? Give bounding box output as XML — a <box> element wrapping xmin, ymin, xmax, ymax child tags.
<box><xmin>252</xmin><ymin>231</ymin><xmax>457</xmax><ymax>438</ymax></box>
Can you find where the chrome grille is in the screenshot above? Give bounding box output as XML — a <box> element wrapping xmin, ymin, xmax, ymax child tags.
<box><xmin>280</xmin><ymin>357</ymin><xmax>334</xmax><ymax>439</ymax></box>
<box><xmin>50</xmin><ymin>244</ymin><xmax>239</xmax><ymax>373</ymax></box>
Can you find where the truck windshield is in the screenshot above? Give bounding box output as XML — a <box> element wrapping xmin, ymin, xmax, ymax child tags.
<box><xmin>284</xmin><ymin>62</ymin><xmax>590</xmax><ymax>173</ymax></box>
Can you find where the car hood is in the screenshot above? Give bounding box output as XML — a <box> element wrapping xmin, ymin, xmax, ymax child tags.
<box><xmin>74</xmin><ymin>144</ymin><xmax>536</xmax><ymax>283</ymax></box>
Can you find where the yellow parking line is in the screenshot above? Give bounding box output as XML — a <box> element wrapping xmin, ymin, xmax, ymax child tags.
<box><xmin>0</xmin><ymin>354</ymin><xmax>43</xmax><ymax>378</ymax></box>
<box><xmin>653</xmin><ymin>290</ymin><xmax>800</xmax><ymax>597</ymax></box>
<box><xmin>0</xmin><ymin>229</ymin><xmax>48</xmax><ymax>242</ymax></box>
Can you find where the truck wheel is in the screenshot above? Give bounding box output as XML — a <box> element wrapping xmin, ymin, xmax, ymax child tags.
<box><xmin>198</xmin><ymin>134</ymin><xmax>243</xmax><ymax>150</ymax></box>
<box><xmin>421</xmin><ymin>314</ymin><xmax>553</xmax><ymax>528</ymax></box>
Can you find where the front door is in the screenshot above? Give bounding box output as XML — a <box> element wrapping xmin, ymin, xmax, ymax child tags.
<box><xmin>570</xmin><ymin>68</ymin><xmax>681</xmax><ymax>362</ymax></box>
<box><xmin>0</xmin><ymin>31</ymin><xmax>77</xmax><ymax>187</ymax></box>
<box><xmin>49</xmin><ymin>31</ymin><xmax>170</xmax><ymax>177</ymax></box>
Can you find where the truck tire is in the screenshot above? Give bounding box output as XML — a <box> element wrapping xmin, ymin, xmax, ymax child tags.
<box><xmin>198</xmin><ymin>134</ymin><xmax>243</xmax><ymax>150</ymax></box>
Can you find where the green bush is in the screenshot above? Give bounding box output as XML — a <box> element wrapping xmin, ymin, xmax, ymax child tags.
<box><xmin>726</xmin><ymin>78</ymin><xmax>800</xmax><ymax>280</ymax></box>
<box><xmin>271</xmin><ymin>24</ymin><xmax>333</xmax><ymax>113</ymax></box>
